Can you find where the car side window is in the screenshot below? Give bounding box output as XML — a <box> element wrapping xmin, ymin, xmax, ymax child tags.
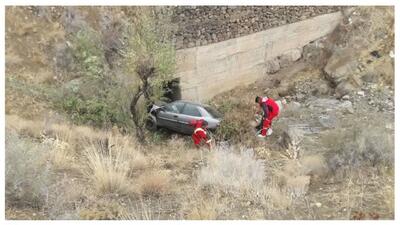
<box><xmin>164</xmin><ymin>104</ymin><xmax>179</xmax><ymax>113</ymax></box>
<box><xmin>173</xmin><ymin>102</ymin><xmax>185</xmax><ymax>113</ymax></box>
<box><xmin>164</xmin><ymin>102</ymin><xmax>185</xmax><ymax>114</ymax></box>
<box><xmin>181</xmin><ymin>104</ymin><xmax>202</xmax><ymax>117</ymax></box>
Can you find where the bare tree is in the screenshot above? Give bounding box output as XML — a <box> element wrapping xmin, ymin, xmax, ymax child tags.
<box><xmin>124</xmin><ymin>7</ymin><xmax>176</xmax><ymax>143</ymax></box>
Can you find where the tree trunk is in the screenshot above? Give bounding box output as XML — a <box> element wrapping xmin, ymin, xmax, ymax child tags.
<box><xmin>130</xmin><ymin>86</ymin><xmax>146</xmax><ymax>144</ymax></box>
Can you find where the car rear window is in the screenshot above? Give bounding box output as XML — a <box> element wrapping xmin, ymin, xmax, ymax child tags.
<box><xmin>204</xmin><ymin>106</ymin><xmax>222</xmax><ymax>119</ymax></box>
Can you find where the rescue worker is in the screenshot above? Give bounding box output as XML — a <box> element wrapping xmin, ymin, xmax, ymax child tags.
<box><xmin>190</xmin><ymin>119</ymin><xmax>212</xmax><ymax>149</ymax></box>
<box><xmin>255</xmin><ymin>96</ymin><xmax>280</xmax><ymax>137</ymax></box>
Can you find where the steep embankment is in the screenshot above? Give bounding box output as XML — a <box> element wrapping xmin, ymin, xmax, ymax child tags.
<box><xmin>209</xmin><ymin>6</ymin><xmax>394</xmax><ymax>219</ymax></box>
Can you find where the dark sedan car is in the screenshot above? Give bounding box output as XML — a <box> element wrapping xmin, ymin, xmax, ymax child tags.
<box><xmin>146</xmin><ymin>100</ymin><xmax>222</xmax><ymax>135</ymax></box>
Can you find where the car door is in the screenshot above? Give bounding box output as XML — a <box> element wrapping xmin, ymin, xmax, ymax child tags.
<box><xmin>157</xmin><ymin>102</ymin><xmax>185</xmax><ymax>132</ymax></box>
<box><xmin>178</xmin><ymin>103</ymin><xmax>204</xmax><ymax>134</ymax></box>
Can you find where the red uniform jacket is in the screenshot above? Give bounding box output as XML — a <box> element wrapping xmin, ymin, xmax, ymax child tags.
<box><xmin>260</xmin><ymin>97</ymin><xmax>280</xmax><ymax>121</ymax></box>
<box><xmin>190</xmin><ymin>120</ymin><xmax>210</xmax><ymax>146</ymax></box>
<box><xmin>259</xmin><ymin>97</ymin><xmax>280</xmax><ymax>136</ymax></box>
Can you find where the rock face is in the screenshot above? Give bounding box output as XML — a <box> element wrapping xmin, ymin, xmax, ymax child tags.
<box><xmin>172</xmin><ymin>6</ymin><xmax>343</xmax><ymax>49</ymax></box>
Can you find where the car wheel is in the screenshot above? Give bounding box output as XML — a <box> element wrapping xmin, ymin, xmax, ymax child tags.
<box><xmin>145</xmin><ymin>117</ymin><xmax>157</xmax><ymax>131</ymax></box>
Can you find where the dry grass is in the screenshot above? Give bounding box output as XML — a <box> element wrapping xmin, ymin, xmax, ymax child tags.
<box><xmin>6</xmin><ymin>115</ymin><xmax>45</xmax><ymax>139</ymax></box>
<box><xmin>136</xmin><ymin>170</ymin><xmax>171</xmax><ymax>197</ymax></box>
<box><xmin>84</xmin><ymin>136</ymin><xmax>133</xmax><ymax>195</ymax></box>
<box><xmin>119</xmin><ymin>197</ymin><xmax>163</xmax><ymax>220</ymax></box>
<box><xmin>299</xmin><ymin>155</ymin><xmax>328</xmax><ymax>177</ymax></box>
<box><xmin>198</xmin><ymin>146</ymin><xmax>265</xmax><ymax>192</ymax></box>
<box><xmin>185</xmin><ymin>198</ymin><xmax>219</xmax><ymax>220</ymax></box>
<box><xmin>43</xmin><ymin>136</ymin><xmax>77</xmax><ymax>171</ymax></box>
<box><xmin>47</xmin><ymin>123</ymin><xmax>108</xmax><ymax>150</ymax></box>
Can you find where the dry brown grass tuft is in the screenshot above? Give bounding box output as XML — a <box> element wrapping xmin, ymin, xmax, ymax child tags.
<box><xmin>84</xmin><ymin>136</ymin><xmax>133</xmax><ymax>195</ymax></box>
<box><xmin>45</xmin><ymin>137</ymin><xmax>76</xmax><ymax>171</ymax></box>
<box><xmin>136</xmin><ymin>170</ymin><xmax>171</xmax><ymax>197</ymax></box>
<box><xmin>185</xmin><ymin>198</ymin><xmax>219</xmax><ymax>220</ymax></box>
<box><xmin>258</xmin><ymin>185</ymin><xmax>293</xmax><ymax>211</ymax></box>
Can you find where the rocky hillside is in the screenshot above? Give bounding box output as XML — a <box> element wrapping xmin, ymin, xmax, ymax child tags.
<box><xmin>209</xmin><ymin>6</ymin><xmax>394</xmax><ymax>219</ymax></box>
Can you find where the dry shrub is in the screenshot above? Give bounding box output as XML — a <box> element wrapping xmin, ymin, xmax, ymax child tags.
<box><xmin>105</xmin><ymin>134</ymin><xmax>148</xmax><ymax>174</ymax></box>
<box><xmin>198</xmin><ymin>146</ymin><xmax>265</xmax><ymax>192</ymax></box>
<box><xmin>44</xmin><ymin>176</ymin><xmax>87</xmax><ymax>219</ymax></box>
<box><xmin>42</xmin><ymin>136</ymin><xmax>77</xmax><ymax>171</ymax></box>
<box><xmin>84</xmin><ymin>135</ymin><xmax>133</xmax><ymax>195</ymax></box>
<box><xmin>136</xmin><ymin>170</ymin><xmax>171</xmax><ymax>197</ymax></box>
<box><xmin>128</xmin><ymin>151</ymin><xmax>149</xmax><ymax>174</ymax></box>
<box><xmin>5</xmin><ymin>129</ymin><xmax>51</xmax><ymax>209</ymax></box>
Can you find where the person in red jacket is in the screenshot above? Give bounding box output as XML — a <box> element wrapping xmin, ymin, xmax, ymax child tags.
<box><xmin>190</xmin><ymin>119</ymin><xmax>212</xmax><ymax>149</ymax></box>
<box><xmin>255</xmin><ymin>96</ymin><xmax>280</xmax><ymax>137</ymax></box>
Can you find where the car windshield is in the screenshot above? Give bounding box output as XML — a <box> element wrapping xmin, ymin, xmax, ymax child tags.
<box><xmin>204</xmin><ymin>106</ymin><xmax>222</xmax><ymax>119</ymax></box>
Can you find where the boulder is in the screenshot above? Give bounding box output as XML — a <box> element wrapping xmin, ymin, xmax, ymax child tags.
<box><xmin>324</xmin><ymin>48</ymin><xmax>359</xmax><ymax>85</ymax></box>
<box><xmin>279</xmin><ymin>48</ymin><xmax>303</xmax><ymax>68</ymax></box>
<box><xmin>335</xmin><ymin>81</ymin><xmax>356</xmax><ymax>98</ymax></box>
<box><xmin>265</xmin><ymin>58</ymin><xmax>280</xmax><ymax>74</ymax></box>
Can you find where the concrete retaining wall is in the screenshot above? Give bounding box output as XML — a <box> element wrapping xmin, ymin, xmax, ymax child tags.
<box><xmin>174</xmin><ymin>12</ymin><xmax>343</xmax><ymax>102</ymax></box>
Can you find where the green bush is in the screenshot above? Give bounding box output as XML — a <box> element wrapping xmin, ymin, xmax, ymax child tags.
<box><xmin>53</xmin><ymin>25</ymin><xmax>133</xmax><ymax>128</ymax></box>
<box><xmin>70</xmin><ymin>28</ymin><xmax>107</xmax><ymax>79</ymax></box>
